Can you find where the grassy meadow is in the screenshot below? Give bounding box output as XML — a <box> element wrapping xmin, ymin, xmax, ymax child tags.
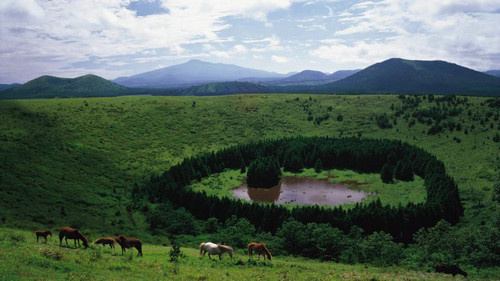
<box><xmin>0</xmin><ymin>94</ymin><xmax>499</xmax><ymax>279</ymax></box>
<box><xmin>2</xmin><ymin>228</ymin><xmax>495</xmax><ymax>281</ymax></box>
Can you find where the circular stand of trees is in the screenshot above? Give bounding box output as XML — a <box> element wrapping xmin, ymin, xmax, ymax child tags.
<box><xmin>134</xmin><ymin>136</ymin><xmax>464</xmax><ymax>243</ymax></box>
<box><xmin>246</xmin><ymin>156</ymin><xmax>281</xmax><ymax>188</ymax></box>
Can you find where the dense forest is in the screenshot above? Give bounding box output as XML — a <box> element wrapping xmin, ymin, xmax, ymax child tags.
<box><xmin>133</xmin><ymin>137</ymin><xmax>464</xmax><ymax>245</ymax></box>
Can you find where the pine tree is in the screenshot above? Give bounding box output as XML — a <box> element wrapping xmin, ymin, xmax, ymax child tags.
<box><xmin>381</xmin><ymin>163</ymin><xmax>394</xmax><ymax>183</ymax></box>
<box><xmin>314</xmin><ymin>158</ymin><xmax>323</xmax><ymax>173</ymax></box>
<box><xmin>247</xmin><ymin>156</ymin><xmax>282</xmax><ymax>188</ymax></box>
<box><xmin>395</xmin><ymin>160</ymin><xmax>414</xmax><ymax>181</ymax></box>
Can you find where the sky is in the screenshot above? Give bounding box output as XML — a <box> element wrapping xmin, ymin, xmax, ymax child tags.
<box><xmin>1</xmin><ymin>0</ymin><xmax>500</xmax><ymax>83</ymax></box>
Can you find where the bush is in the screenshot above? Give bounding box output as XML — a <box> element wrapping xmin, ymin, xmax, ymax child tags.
<box><xmin>211</xmin><ymin>216</ymin><xmax>255</xmax><ymax>248</ymax></box>
<box><xmin>146</xmin><ymin>203</ymin><xmax>198</xmax><ymax>235</ymax></box>
<box><xmin>376</xmin><ymin>115</ymin><xmax>392</xmax><ymax>129</ymax></box>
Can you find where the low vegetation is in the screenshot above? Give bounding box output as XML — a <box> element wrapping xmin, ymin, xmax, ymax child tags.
<box><xmin>0</xmin><ymin>94</ymin><xmax>499</xmax><ymax>279</ymax></box>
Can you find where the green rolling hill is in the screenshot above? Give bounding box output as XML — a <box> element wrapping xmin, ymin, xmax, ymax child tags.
<box><xmin>0</xmin><ymin>74</ymin><xmax>140</xmax><ymax>99</ymax></box>
<box><xmin>319</xmin><ymin>58</ymin><xmax>500</xmax><ymax>95</ymax></box>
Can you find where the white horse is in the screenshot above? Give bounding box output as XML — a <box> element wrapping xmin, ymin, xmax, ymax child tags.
<box><xmin>199</xmin><ymin>242</ymin><xmax>234</xmax><ymax>260</ymax></box>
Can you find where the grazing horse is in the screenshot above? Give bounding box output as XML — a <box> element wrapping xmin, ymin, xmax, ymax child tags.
<box><xmin>115</xmin><ymin>235</ymin><xmax>142</xmax><ymax>256</ymax></box>
<box><xmin>34</xmin><ymin>230</ymin><xmax>52</xmax><ymax>242</ymax></box>
<box><xmin>58</xmin><ymin>227</ymin><xmax>89</xmax><ymax>249</ymax></box>
<box><xmin>434</xmin><ymin>264</ymin><xmax>468</xmax><ymax>277</ymax></box>
<box><xmin>199</xmin><ymin>242</ymin><xmax>234</xmax><ymax>260</ymax></box>
<box><xmin>95</xmin><ymin>238</ymin><xmax>116</xmax><ymax>249</ymax></box>
<box><xmin>248</xmin><ymin>242</ymin><xmax>272</xmax><ymax>260</ymax></box>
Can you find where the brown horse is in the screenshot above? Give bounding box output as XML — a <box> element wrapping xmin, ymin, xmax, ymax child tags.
<box><xmin>115</xmin><ymin>235</ymin><xmax>142</xmax><ymax>256</ymax></box>
<box><xmin>434</xmin><ymin>264</ymin><xmax>468</xmax><ymax>277</ymax></box>
<box><xmin>248</xmin><ymin>242</ymin><xmax>272</xmax><ymax>260</ymax></box>
<box><xmin>34</xmin><ymin>230</ymin><xmax>52</xmax><ymax>242</ymax></box>
<box><xmin>95</xmin><ymin>238</ymin><xmax>116</xmax><ymax>249</ymax></box>
<box><xmin>58</xmin><ymin>227</ymin><xmax>89</xmax><ymax>249</ymax></box>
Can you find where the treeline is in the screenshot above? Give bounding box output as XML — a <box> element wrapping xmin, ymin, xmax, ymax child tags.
<box><xmin>132</xmin><ymin>137</ymin><xmax>463</xmax><ymax>243</ymax></box>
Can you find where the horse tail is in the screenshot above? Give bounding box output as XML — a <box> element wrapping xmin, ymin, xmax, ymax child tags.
<box><xmin>247</xmin><ymin>243</ymin><xmax>253</xmax><ymax>256</ymax></box>
<box><xmin>199</xmin><ymin>243</ymin><xmax>205</xmax><ymax>255</ymax></box>
<box><xmin>262</xmin><ymin>245</ymin><xmax>272</xmax><ymax>260</ymax></box>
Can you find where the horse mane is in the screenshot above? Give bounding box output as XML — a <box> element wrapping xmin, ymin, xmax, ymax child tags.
<box><xmin>75</xmin><ymin>229</ymin><xmax>89</xmax><ymax>245</ymax></box>
<box><xmin>261</xmin><ymin>245</ymin><xmax>272</xmax><ymax>260</ymax></box>
<box><xmin>217</xmin><ymin>244</ymin><xmax>233</xmax><ymax>252</ymax></box>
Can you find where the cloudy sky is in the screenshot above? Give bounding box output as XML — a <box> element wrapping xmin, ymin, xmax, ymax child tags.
<box><xmin>1</xmin><ymin>0</ymin><xmax>499</xmax><ymax>83</ymax></box>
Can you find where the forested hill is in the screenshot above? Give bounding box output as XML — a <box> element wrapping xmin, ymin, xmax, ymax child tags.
<box><xmin>0</xmin><ymin>75</ymin><xmax>138</xmax><ymax>99</ymax></box>
<box><xmin>172</xmin><ymin>81</ymin><xmax>270</xmax><ymax>96</ymax></box>
<box><xmin>316</xmin><ymin>58</ymin><xmax>500</xmax><ymax>95</ymax></box>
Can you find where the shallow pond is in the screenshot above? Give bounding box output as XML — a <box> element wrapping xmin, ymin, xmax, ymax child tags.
<box><xmin>231</xmin><ymin>176</ymin><xmax>369</xmax><ymax>206</ymax></box>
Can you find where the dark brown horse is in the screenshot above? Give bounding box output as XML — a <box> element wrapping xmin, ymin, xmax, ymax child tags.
<box><xmin>248</xmin><ymin>242</ymin><xmax>272</xmax><ymax>260</ymax></box>
<box><xmin>115</xmin><ymin>235</ymin><xmax>142</xmax><ymax>256</ymax></box>
<box><xmin>58</xmin><ymin>227</ymin><xmax>89</xmax><ymax>249</ymax></box>
<box><xmin>95</xmin><ymin>238</ymin><xmax>116</xmax><ymax>249</ymax></box>
<box><xmin>34</xmin><ymin>230</ymin><xmax>52</xmax><ymax>242</ymax></box>
<box><xmin>434</xmin><ymin>264</ymin><xmax>468</xmax><ymax>277</ymax></box>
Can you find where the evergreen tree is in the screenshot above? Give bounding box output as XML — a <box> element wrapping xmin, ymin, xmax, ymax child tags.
<box><xmin>247</xmin><ymin>156</ymin><xmax>281</xmax><ymax>188</ymax></box>
<box><xmin>314</xmin><ymin>158</ymin><xmax>323</xmax><ymax>173</ymax></box>
<box><xmin>283</xmin><ymin>148</ymin><xmax>304</xmax><ymax>172</ymax></box>
<box><xmin>240</xmin><ymin>157</ymin><xmax>246</xmax><ymax>173</ymax></box>
<box><xmin>395</xmin><ymin>160</ymin><xmax>414</xmax><ymax>181</ymax></box>
<box><xmin>381</xmin><ymin>163</ymin><xmax>394</xmax><ymax>183</ymax></box>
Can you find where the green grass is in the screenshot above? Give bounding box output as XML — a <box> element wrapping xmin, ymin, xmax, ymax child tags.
<box><xmin>0</xmin><ymin>94</ymin><xmax>498</xmax><ymax>234</ymax></box>
<box><xmin>2</xmin><ymin>228</ymin><xmax>497</xmax><ymax>281</ymax></box>
<box><xmin>0</xmin><ymin>94</ymin><xmax>499</xmax><ymax>280</ymax></box>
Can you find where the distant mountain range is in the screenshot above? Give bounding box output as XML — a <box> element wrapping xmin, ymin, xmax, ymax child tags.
<box><xmin>0</xmin><ymin>83</ymin><xmax>20</xmax><ymax>92</ymax></box>
<box><xmin>0</xmin><ymin>75</ymin><xmax>136</xmax><ymax>99</ymax></box>
<box><xmin>2</xmin><ymin>58</ymin><xmax>500</xmax><ymax>98</ymax></box>
<box><xmin>484</xmin><ymin>70</ymin><xmax>500</xmax><ymax>77</ymax></box>
<box><xmin>316</xmin><ymin>58</ymin><xmax>500</xmax><ymax>95</ymax></box>
<box><xmin>114</xmin><ymin>59</ymin><xmax>287</xmax><ymax>88</ymax></box>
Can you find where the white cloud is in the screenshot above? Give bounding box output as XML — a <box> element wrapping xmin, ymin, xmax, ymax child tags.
<box><xmin>271</xmin><ymin>55</ymin><xmax>289</xmax><ymax>63</ymax></box>
<box><xmin>0</xmin><ymin>0</ymin><xmax>292</xmax><ymax>82</ymax></box>
<box><xmin>315</xmin><ymin>0</ymin><xmax>500</xmax><ymax>71</ymax></box>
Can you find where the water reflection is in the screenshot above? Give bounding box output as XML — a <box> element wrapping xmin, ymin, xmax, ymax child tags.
<box><xmin>231</xmin><ymin>176</ymin><xmax>367</xmax><ymax>206</ymax></box>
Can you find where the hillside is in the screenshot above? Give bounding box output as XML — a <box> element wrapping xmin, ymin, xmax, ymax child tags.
<box><xmin>485</xmin><ymin>70</ymin><xmax>500</xmax><ymax>77</ymax></box>
<box><xmin>1</xmin><ymin>94</ymin><xmax>498</xmax><ymax>233</ymax></box>
<box><xmin>172</xmin><ymin>81</ymin><xmax>270</xmax><ymax>95</ymax></box>
<box><xmin>275</xmin><ymin>70</ymin><xmax>329</xmax><ymax>84</ymax></box>
<box><xmin>0</xmin><ymin>83</ymin><xmax>20</xmax><ymax>92</ymax></box>
<box><xmin>327</xmin><ymin>69</ymin><xmax>360</xmax><ymax>81</ymax></box>
<box><xmin>320</xmin><ymin>58</ymin><xmax>500</xmax><ymax>95</ymax></box>
<box><xmin>3</xmin><ymin>228</ymin><xmax>493</xmax><ymax>281</ymax></box>
<box><xmin>114</xmin><ymin>59</ymin><xmax>286</xmax><ymax>88</ymax></box>
<box><xmin>0</xmin><ymin>75</ymin><xmax>137</xmax><ymax>99</ymax></box>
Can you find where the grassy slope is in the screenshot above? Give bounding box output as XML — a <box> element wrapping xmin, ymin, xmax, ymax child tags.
<box><xmin>2</xmin><ymin>228</ymin><xmax>495</xmax><ymax>281</ymax></box>
<box><xmin>0</xmin><ymin>94</ymin><xmax>498</xmax><ymax>235</ymax></box>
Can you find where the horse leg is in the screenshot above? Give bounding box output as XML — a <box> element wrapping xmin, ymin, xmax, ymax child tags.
<box><xmin>219</xmin><ymin>254</ymin><xmax>222</xmax><ymax>260</ymax></box>
<box><xmin>44</xmin><ymin>235</ymin><xmax>48</xmax><ymax>243</ymax></box>
<box><xmin>36</xmin><ymin>235</ymin><xmax>39</xmax><ymax>242</ymax></box>
<box><xmin>65</xmin><ymin>237</ymin><xmax>69</xmax><ymax>246</ymax></box>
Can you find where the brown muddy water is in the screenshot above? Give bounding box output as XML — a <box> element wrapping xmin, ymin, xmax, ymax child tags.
<box><xmin>231</xmin><ymin>176</ymin><xmax>369</xmax><ymax>206</ymax></box>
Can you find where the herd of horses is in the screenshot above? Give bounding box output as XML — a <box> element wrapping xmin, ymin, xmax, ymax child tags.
<box><xmin>35</xmin><ymin>227</ymin><xmax>142</xmax><ymax>256</ymax></box>
<box><xmin>34</xmin><ymin>228</ymin><xmax>468</xmax><ymax>277</ymax></box>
